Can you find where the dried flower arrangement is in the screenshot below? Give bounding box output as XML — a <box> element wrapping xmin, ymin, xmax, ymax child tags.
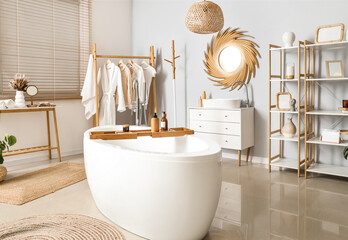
<box><xmin>9</xmin><ymin>74</ymin><xmax>29</xmax><ymax>91</ymax></box>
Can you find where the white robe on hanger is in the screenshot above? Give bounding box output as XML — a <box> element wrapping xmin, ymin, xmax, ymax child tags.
<box><xmin>81</xmin><ymin>54</ymin><xmax>98</xmax><ymax>120</ymax></box>
<box><xmin>99</xmin><ymin>62</ymin><xmax>126</xmax><ymax>126</ymax></box>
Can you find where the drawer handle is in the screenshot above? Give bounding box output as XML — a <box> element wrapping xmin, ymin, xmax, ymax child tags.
<box><xmin>225</xmin><ymin>140</ymin><xmax>228</xmax><ymax>143</ymax></box>
<box><xmin>225</xmin><ymin>115</ymin><xmax>228</xmax><ymax>117</ymax></box>
<box><xmin>199</xmin><ymin>125</ymin><xmax>202</xmax><ymax>128</ymax></box>
<box><xmin>225</xmin><ymin>128</ymin><xmax>228</xmax><ymax>130</ymax></box>
<box><xmin>199</xmin><ymin>114</ymin><xmax>202</xmax><ymax>116</ymax></box>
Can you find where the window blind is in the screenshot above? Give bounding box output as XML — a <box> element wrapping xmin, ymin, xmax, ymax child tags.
<box><xmin>0</xmin><ymin>0</ymin><xmax>91</xmax><ymax>100</ymax></box>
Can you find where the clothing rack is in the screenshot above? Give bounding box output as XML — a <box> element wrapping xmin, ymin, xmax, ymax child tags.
<box><xmin>92</xmin><ymin>43</ymin><xmax>157</xmax><ymax>126</ymax></box>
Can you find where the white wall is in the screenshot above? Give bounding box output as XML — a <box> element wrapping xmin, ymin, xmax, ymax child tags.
<box><xmin>132</xmin><ymin>0</ymin><xmax>348</xmax><ymax>163</ymax></box>
<box><xmin>1</xmin><ymin>0</ymin><xmax>133</xmax><ymax>166</ymax></box>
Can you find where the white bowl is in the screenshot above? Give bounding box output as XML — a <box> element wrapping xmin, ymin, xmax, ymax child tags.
<box><xmin>202</xmin><ymin>99</ymin><xmax>241</xmax><ymax>109</ymax></box>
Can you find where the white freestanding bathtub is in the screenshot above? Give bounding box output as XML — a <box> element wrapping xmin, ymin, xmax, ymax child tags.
<box><xmin>84</xmin><ymin>125</ymin><xmax>222</xmax><ymax>240</ymax></box>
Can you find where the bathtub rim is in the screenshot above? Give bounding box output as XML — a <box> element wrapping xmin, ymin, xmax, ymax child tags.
<box><xmin>84</xmin><ymin>125</ymin><xmax>222</xmax><ymax>162</ymax></box>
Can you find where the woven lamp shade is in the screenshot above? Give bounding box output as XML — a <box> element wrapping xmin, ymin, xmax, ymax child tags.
<box><xmin>185</xmin><ymin>1</ymin><xmax>224</xmax><ymax>34</ymax></box>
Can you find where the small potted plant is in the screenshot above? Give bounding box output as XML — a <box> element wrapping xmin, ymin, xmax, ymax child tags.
<box><xmin>9</xmin><ymin>74</ymin><xmax>28</xmax><ymax>108</ymax></box>
<box><xmin>343</xmin><ymin>147</ymin><xmax>348</xmax><ymax>160</ymax></box>
<box><xmin>0</xmin><ymin>134</ymin><xmax>17</xmax><ymax>182</ymax></box>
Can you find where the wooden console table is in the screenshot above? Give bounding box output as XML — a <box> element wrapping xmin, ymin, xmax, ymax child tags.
<box><xmin>0</xmin><ymin>107</ymin><xmax>61</xmax><ymax>162</ymax></box>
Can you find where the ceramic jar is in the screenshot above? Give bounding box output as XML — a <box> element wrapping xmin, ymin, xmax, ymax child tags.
<box><xmin>0</xmin><ymin>165</ymin><xmax>7</xmax><ymax>182</ymax></box>
<box><xmin>14</xmin><ymin>90</ymin><xmax>26</xmax><ymax>108</ymax></box>
<box><xmin>282</xmin><ymin>32</ymin><xmax>296</xmax><ymax>48</ymax></box>
<box><xmin>282</xmin><ymin>118</ymin><xmax>297</xmax><ymax>138</ymax></box>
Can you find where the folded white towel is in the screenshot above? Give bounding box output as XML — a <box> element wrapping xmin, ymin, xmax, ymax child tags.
<box><xmin>0</xmin><ymin>99</ymin><xmax>15</xmax><ymax>109</ymax></box>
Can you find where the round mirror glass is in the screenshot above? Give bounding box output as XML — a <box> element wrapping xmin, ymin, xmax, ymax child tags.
<box><xmin>26</xmin><ymin>85</ymin><xmax>38</xmax><ymax>96</ymax></box>
<box><xmin>218</xmin><ymin>46</ymin><xmax>242</xmax><ymax>72</ymax></box>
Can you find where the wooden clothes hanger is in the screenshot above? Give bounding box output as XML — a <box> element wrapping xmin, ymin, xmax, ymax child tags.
<box><xmin>119</xmin><ymin>59</ymin><xmax>124</xmax><ymax>65</ymax></box>
<box><xmin>106</xmin><ymin>59</ymin><xmax>112</xmax><ymax>64</ymax></box>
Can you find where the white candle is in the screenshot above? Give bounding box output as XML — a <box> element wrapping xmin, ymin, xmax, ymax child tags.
<box><xmin>286</xmin><ymin>63</ymin><xmax>295</xmax><ymax>79</ymax></box>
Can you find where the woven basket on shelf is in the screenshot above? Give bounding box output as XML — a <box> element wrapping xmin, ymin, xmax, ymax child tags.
<box><xmin>185</xmin><ymin>1</ymin><xmax>224</xmax><ymax>34</ymax></box>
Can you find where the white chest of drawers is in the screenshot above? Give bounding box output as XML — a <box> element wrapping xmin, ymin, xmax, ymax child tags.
<box><xmin>189</xmin><ymin>107</ymin><xmax>254</xmax><ymax>165</ymax></box>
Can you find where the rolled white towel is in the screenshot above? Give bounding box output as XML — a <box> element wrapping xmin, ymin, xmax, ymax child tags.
<box><xmin>0</xmin><ymin>99</ymin><xmax>15</xmax><ymax>109</ymax></box>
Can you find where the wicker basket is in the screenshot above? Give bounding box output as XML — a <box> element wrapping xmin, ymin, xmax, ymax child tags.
<box><xmin>185</xmin><ymin>1</ymin><xmax>224</xmax><ymax>34</ymax></box>
<box><xmin>0</xmin><ymin>165</ymin><xmax>7</xmax><ymax>182</ymax></box>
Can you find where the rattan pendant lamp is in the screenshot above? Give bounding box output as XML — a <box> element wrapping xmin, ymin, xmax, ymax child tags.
<box><xmin>185</xmin><ymin>0</ymin><xmax>224</xmax><ymax>34</ymax></box>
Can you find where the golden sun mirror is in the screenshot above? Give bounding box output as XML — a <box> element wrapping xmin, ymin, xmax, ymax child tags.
<box><xmin>203</xmin><ymin>28</ymin><xmax>260</xmax><ymax>90</ymax></box>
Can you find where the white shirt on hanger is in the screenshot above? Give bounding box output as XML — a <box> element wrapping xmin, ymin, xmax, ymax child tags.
<box><xmin>142</xmin><ymin>65</ymin><xmax>156</xmax><ymax>106</ymax></box>
<box><xmin>132</xmin><ymin>62</ymin><xmax>146</xmax><ymax>104</ymax></box>
<box><xmin>98</xmin><ymin>62</ymin><xmax>126</xmax><ymax>126</ymax></box>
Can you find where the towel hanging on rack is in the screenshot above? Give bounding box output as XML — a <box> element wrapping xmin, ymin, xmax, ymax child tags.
<box><xmin>81</xmin><ymin>54</ymin><xmax>98</xmax><ymax>120</ymax></box>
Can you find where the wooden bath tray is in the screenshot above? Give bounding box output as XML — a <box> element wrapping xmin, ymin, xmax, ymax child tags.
<box><xmin>89</xmin><ymin>128</ymin><xmax>194</xmax><ymax>140</ymax></box>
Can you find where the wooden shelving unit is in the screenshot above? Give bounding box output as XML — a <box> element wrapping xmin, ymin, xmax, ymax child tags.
<box><xmin>304</xmin><ymin>40</ymin><xmax>348</xmax><ymax>179</ymax></box>
<box><xmin>268</xmin><ymin>42</ymin><xmax>309</xmax><ymax>177</ymax></box>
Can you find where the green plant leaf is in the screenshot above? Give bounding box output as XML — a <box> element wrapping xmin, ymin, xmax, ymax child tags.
<box><xmin>0</xmin><ymin>142</ymin><xmax>6</xmax><ymax>151</ymax></box>
<box><xmin>5</xmin><ymin>135</ymin><xmax>16</xmax><ymax>146</ymax></box>
<box><xmin>0</xmin><ymin>150</ymin><xmax>3</xmax><ymax>165</ymax></box>
<box><xmin>344</xmin><ymin>147</ymin><xmax>348</xmax><ymax>160</ymax></box>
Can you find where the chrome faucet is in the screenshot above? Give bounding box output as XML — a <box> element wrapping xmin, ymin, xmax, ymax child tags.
<box><xmin>231</xmin><ymin>81</ymin><xmax>249</xmax><ymax>108</ymax></box>
<box><xmin>132</xmin><ymin>79</ymin><xmax>140</xmax><ymax>126</ymax></box>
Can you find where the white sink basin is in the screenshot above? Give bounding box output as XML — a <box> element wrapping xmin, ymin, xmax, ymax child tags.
<box><xmin>202</xmin><ymin>99</ymin><xmax>241</xmax><ymax>109</ymax></box>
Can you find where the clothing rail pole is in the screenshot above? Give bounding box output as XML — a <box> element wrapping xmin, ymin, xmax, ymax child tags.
<box><xmin>147</xmin><ymin>49</ymin><xmax>153</xmax><ymax>125</ymax></box>
<box><xmin>150</xmin><ymin>46</ymin><xmax>157</xmax><ymax>114</ymax></box>
<box><xmin>96</xmin><ymin>55</ymin><xmax>150</xmax><ymax>59</ymax></box>
<box><xmin>147</xmin><ymin>46</ymin><xmax>156</xmax><ymax>126</ymax></box>
<box><xmin>93</xmin><ymin>43</ymin><xmax>99</xmax><ymax>127</ymax></box>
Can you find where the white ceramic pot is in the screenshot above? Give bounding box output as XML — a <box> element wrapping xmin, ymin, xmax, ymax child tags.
<box><xmin>0</xmin><ymin>165</ymin><xmax>7</xmax><ymax>182</ymax></box>
<box><xmin>282</xmin><ymin>118</ymin><xmax>296</xmax><ymax>138</ymax></box>
<box><xmin>282</xmin><ymin>32</ymin><xmax>296</xmax><ymax>48</ymax></box>
<box><xmin>14</xmin><ymin>90</ymin><xmax>26</xmax><ymax>108</ymax></box>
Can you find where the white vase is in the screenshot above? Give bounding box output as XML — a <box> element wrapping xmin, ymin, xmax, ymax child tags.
<box><xmin>282</xmin><ymin>32</ymin><xmax>296</xmax><ymax>47</ymax></box>
<box><xmin>282</xmin><ymin>118</ymin><xmax>297</xmax><ymax>138</ymax></box>
<box><xmin>14</xmin><ymin>90</ymin><xmax>26</xmax><ymax>108</ymax></box>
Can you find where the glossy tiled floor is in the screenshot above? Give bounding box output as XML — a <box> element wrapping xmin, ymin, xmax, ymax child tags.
<box><xmin>1</xmin><ymin>155</ymin><xmax>348</xmax><ymax>240</ymax></box>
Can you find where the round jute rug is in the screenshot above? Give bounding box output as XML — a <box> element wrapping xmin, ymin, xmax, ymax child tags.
<box><xmin>0</xmin><ymin>214</ymin><xmax>125</xmax><ymax>240</ymax></box>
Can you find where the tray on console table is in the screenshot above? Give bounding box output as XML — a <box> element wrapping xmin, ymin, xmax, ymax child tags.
<box><xmin>89</xmin><ymin>128</ymin><xmax>194</xmax><ymax>140</ymax></box>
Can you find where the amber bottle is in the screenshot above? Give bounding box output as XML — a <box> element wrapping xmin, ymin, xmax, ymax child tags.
<box><xmin>160</xmin><ymin>112</ymin><xmax>168</xmax><ymax>131</ymax></box>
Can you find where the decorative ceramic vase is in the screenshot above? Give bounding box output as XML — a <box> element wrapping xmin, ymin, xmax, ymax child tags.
<box><xmin>0</xmin><ymin>165</ymin><xmax>7</xmax><ymax>182</ymax></box>
<box><xmin>282</xmin><ymin>32</ymin><xmax>296</xmax><ymax>47</ymax></box>
<box><xmin>282</xmin><ymin>118</ymin><xmax>296</xmax><ymax>138</ymax></box>
<box><xmin>14</xmin><ymin>90</ymin><xmax>26</xmax><ymax>108</ymax></box>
